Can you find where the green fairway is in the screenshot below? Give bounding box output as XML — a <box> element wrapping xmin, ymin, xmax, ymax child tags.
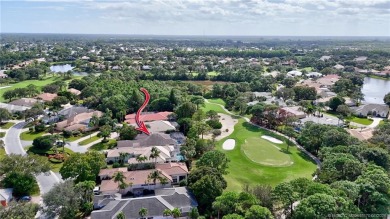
<box><xmin>201</xmin><ymin>102</ymin><xmax>227</xmax><ymax>114</ymax></box>
<box><xmin>0</xmin><ymin>76</ymin><xmax>83</xmax><ymax>102</ymax></box>
<box><xmin>217</xmin><ymin>119</ymin><xmax>317</xmax><ymax>191</ymax></box>
<box><xmin>242</xmin><ymin>137</ymin><xmax>292</xmax><ymax>166</ymax></box>
<box><xmin>207</xmin><ymin>98</ymin><xmax>226</xmax><ymax>106</ymax></box>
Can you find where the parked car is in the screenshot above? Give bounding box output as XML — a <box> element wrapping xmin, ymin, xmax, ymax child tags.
<box><xmin>19</xmin><ymin>196</ymin><xmax>31</xmax><ymax>202</ymax></box>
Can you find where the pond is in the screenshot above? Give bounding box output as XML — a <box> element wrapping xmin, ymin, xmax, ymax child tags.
<box><xmin>50</xmin><ymin>64</ymin><xmax>89</xmax><ymax>76</ymax></box>
<box><xmin>362</xmin><ymin>77</ymin><xmax>390</xmax><ymax>104</ymax></box>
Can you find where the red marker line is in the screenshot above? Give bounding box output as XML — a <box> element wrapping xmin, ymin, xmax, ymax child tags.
<box><xmin>135</xmin><ymin>88</ymin><xmax>151</xmax><ymax>135</ymax></box>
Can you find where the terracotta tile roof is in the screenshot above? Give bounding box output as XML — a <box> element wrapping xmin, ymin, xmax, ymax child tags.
<box><xmin>56</xmin><ymin>111</ymin><xmax>103</xmax><ymax>130</ymax></box>
<box><xmin>36</xmin><ymin>93</ymin><xmax>57</xmax><ymax>102</ymax></box>
<box><xmin>156</xmin><ymin>163</ymin><xmax>188</xmax><ymax>175</ymax></box>
<box><xmin>125</xmin><ymin>111</ymin><xmax>172</xmax><ymax>124</ymax></box>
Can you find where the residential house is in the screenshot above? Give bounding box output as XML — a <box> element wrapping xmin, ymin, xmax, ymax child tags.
<box><xmin>98</xmin><ymin>163</ymin><xmax>189</xmax><ymax>195</ymax></box>
<box><xmin>43</xmin><ymin>106</ymin><xmax>94</xmax><ymax>124</ymax></box>
<box><xmin>287</xmin><ymin>70</ymin><xmax>302</xmax><ymax>77</ymax></box>
<box><xmin>0</xmin><ymin>102</ymin><xmax>30</xmax><ymax>113</ymax></box>
<box><xmin>55</xmin><ymin>110</ymin><xmax>103</xmax><ymax>131</ymax></box>
<box><xmin>91</xmin><ymin>187</ymin><xmax>197</xmax><ymax>219</ymax></box>
<box><xmin>68</xmin><ymin>88</ymin><xmax>81</xmax><ymax>96</ymax></box>
<box><xmin>320</xmin><ymin>56</ymin><xmax>332</xmax><ymax>61</ymax></box>
<box><xmin>130</xmin><ymin>120</ymin><xmax>176</xmax><ymax>134</ymax></box>
<box><xmin>0</xmin><ymin>188</ymin><xmax>13</xmax><ymax>207</ymax></box>
<box><xmin>351</xmin><ymin>104</ymin><xmax>389</xmax><ymax>118</ymax></box>
<box><xmin>105</xmin><ymin>145</ymin><xmax>177</xmax><ymax>164</ymax></box>
<box><xmin>0</xmin><ymin>70</ymin><xmax>8</xmax><ymax>78</ymax></box>
<box><xmin>9</xmin><ymin>98</ymin><xmax>41</xmax><ymax>107</ymax></box>
<box><xmin>333</xmin><ymin>64</ymin><xmax>344</xmax><ymax>70</ymax></box>
<box><xmin>354</xmin><ymin>56</ymin><xmax>368</xmax><ymax>62</ymax></box>
<box><xmin>306</xmin><ymin>72</ymin><xmax>322</xmax><ymax>78</ymax></box>
<box><xmin>125</xmin><ymin>111</ymin><xmax>172</xmax><ymax>124</ymax></box>
<box><xmin>36</xmin><ymin>93</ymin><xmax>57</xmax><ymax>102</ymax></box>
<box><xmin>117</xmin><ymin>133</ymin><xmax>177</xmax><ymax>148</ymax></box>
<box><xmin>279</xmin><ymin>106</ymin><xmax>306</xmax><ymax>119</ymax></box>
<box><xmin>141</xmin><ymin>65</ymin><xmax>152</xmax><ymax>71</ymax></box>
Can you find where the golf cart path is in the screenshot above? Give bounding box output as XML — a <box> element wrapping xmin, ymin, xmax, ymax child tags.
<box><xmin>204</xmin><ymin>99</ymin><xmax>321</xmax><ymax>169</ymax></box>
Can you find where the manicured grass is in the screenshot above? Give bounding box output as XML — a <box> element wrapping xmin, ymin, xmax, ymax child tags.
<box><xmin>299</xmin><ymin>67</ymin><xmax>313</xmax><ymax>72</ymax></box>
<box><xmin>20</xmin><ymin>131</ymin><xmax>46</xmax><ymax>141</ymax></box>
<box><xmin>79</xmin><ymin>135</ymin><xmax>101</xmax><ymax>146</ymax></box>
<box><xmin>216</xmin><ymin>119</ymin><xmax>317</xmax><ymax>191</ymax></box>
<box><xmin>207</xmin><ymin>98</ymin><xmax>226</xmax><ymax>106</ymax></box>
<box><xmin>26</xmin><ymin>146</ymin><xmax>74</xmax><ymax>172</ymax></box>
<box><xmin>0</xmin><ymin>148</ymin><xmax>6</xmax><ymax>159</ymax></box>
<box><xmin>0</xmin><ymin>122</ymin><xmax>15</xmax><ymax>129</ymax></box>
<box><xmin>89</xmin><ymin>139</ymin><xmax>116</xmax><ymax>151</ymax></box>
<box><xmin>191</xmin><ymin>71</ymin><xmax>219</xmax><ymax>77</ymax></box>
<box><xmin>201</xmin><ymin>102</ymin><xmax>226</xmax><ymax>114</ymax></box>
<box><xmin>0</xmin><ymin>132</ymin><xmax>5</xmax><ymax>138</ymax></box>
<box><xmin>324</xmin><ymin>111</ymin><xmax>373</xmax><ymax>125</ymax></box>
<box><xmin>242</xmin><ymin>137</ymin><xmax>292</xmax><ymax>167</ymax></box>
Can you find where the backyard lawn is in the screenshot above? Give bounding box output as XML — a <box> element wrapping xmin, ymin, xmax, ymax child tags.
<box><xmin>79</xmin><ymin>135</ymin><xmax>101</xmax><ymax>146</ymax></box>
<box><xmin>20</xmin><ymin>130</ymin><xmax>46</xmax><ymax>141</ymax></box>
<box><xmin>0</xmin><ymin>122</ymin><xmax>15</xmax><ymax>129</ymax></box>
<box><xmin>89</xmin><ymin>139</ymin><xmax>116</xmax><ymax>151</ymax></box>
<box><xmin>216</xmin><ymin>119</ymin><xmax>317</xmax><ymax>191</ymax></box>
<box><xmin>325</xmin><ymin>111</ymin><xmax>373</xmax><ymax>125</ymax></box>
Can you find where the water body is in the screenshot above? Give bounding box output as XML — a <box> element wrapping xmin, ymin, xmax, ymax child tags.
<box><xmin>362</xmin><ymin>77</ymin><xmax>390</xmax><ymax>104</ymax></box>
<box><xmin>50</xmin><ymin>64</ymin><xmax>88</xmax><ymax>76</ymax></box>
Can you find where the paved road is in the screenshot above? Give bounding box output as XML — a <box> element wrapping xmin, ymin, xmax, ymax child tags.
<box><xmin>4</xmin><ymin>121</ymin><xmax>61</xmax><ymax>195</ymax></box>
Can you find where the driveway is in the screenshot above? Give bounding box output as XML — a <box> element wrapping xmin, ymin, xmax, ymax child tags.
<box><xmin>4</xmin><ymin>121</ymin><xmax>61</xmax><ymax>195</ymax></box>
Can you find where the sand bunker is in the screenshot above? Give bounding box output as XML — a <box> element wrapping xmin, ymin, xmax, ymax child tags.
<box><xmin>261</xmin><ymin>135</ymin><xmax>283</xmax><ymax>144</ymax></box>
<box><xmin>222</xmin><ymin>139</ymin><xmax>236</xmax><ymax>150</ymax></box>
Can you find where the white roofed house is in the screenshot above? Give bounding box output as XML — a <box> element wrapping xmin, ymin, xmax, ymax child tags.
<box><xmin>287</xmin><ymin>70</ymin><xmax>303</xmax><ymax>77</ymax></box>
<box><xmin>351</xmin><ymin>104</ymin><xmax>389</xmax><ymax>118</ymax></box>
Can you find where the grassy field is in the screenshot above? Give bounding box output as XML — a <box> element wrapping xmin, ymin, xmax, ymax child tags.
<box><xmin>201</xmin><ymin>102</ymin><xmax>227</xmax><ymax>114</ymax></box>
<box><xmin>207</xmin><ymin>98</ymin><xmax>226</xmax><ymax>106</ymax></box>
<box><xmin>299</xmin><ymin>67</ymin><xmax>313</xmax><ymax>72</ymax></box>
<box><xmin>26</xmin><ymin>146</ymin><xmax>74</xmax><ymax>172</ymax></box>
<box><xmin>79</xmin><ymin>135</ymin><xmax>101</xmax><ymax>146</ymax></box>
<box><xmin>324</xmin><ymin>111</ymin><xmax>373</xmax><ymax>125</ymax></box>
<box><xmin>216</xmin><ymin>119</ymin><xmax>317</xmax><ymax>191</ymax></box>
<box><xmin>0</xmin><ymin>76</ymin><xmax>83</xmax><ymax>102</ymax></box>
<box><xmin>20</xmin><ymin>131</ymin><xmax>46</xmax><ymax>141</ymax></box>
<box><xmin>0</xmin><ymin>122</ymin><xmax>15</xmax><ymax>129</ymax></box>
<box><xmin>191</xmin><ymin>71</ymin><xmax>219</xmax><ymax>77</ymax></box>
<box><xmin>89</xmin><ymin>139</ymin><xmax>116</xmax><ymax>151</ymax></box>
<box><xmin>0</xmin><ymin>148</ymin><xmax>6</xmax><ymax>159</ymax></box>
<box><xmin>241</xmin><ymin>137</ymin><xmax>292</xmax><ymax>167</ymax></box>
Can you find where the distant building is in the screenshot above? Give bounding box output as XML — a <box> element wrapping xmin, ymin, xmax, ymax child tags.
<box><xmin>36</xmin><ymin>93</ymin><xmax>57</xmax><ymax>102</ymax></box>
<box><xmin>306</xmin><ymin>72</ymin><xmax>322</xmax><ymax>78</ymax></box>
<box><xmin>287</xmin><ymin>70</ymin><xmax>302</xmax><ymax>77</ymax></box>
<box><xmin>0</xmin><ymin>188</ymin><xmax>13</xmax><ymax>207</ymax></box>
<box><xmin>333</xmin><ymin>64</ymin><xmax>344</xmax><ymax>70</ymax></box>
<box><xmin>0</xmin><ymin>103</ymin><xmax>30</xmax><ymax>113</ymax></box>
<box><xmin>9</xmin><ymin>98</ymin><xmax>41</xmax><ymax>107</ymax></box>
<box><xmin>125</xmin><ymin>111</ymin><xmax>172</xmax><ymax>124</ymax></box>
<box><xmin>279</xmin><ymin>106</ymin><xmax>306</xmax><ymax>119</ymax></box>
<box><xmin>351</xmin><ymin>104</ymin><xmax>389</xmax><ymax>118</ymax></box>
<box><xmin>320</xmin><ymin>55</ymin><xmax>332</xmax><ymax>61</ymax></box>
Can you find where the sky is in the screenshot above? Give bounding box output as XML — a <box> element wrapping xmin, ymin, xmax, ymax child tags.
<box><xmin>1</xmin><ymin>0</ymin><xmax>390</xmax><ymax>36</ymax></box>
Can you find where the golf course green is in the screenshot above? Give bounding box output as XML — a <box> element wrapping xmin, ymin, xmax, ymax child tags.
<box><xmin>241</xmin><ymin>137</ymin><xmax>292</xmax><ymax>167</ymax></box>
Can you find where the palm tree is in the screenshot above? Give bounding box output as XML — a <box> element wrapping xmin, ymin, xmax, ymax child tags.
<box><xmin>116</xmin><ymin>211</ymin><xmax>126</xmax><ymax>219</ymax></box>
<box><xmin>163</xmin><ymin>209</ymin><xmax>172</xmax><ymax>218</ymax></box>
<box><xmin>171</xmin><ymin>208</ymin><xmax>181</xmax><ymax>218</ymax></box>
<box><xmin>138</xmin><ymin>208</ymin><xmax>148</xmax><ymax>219</ymax></box>
<box><xmin>113</xmin><ymin>171</ymin><xmax>127</xmax><ymax>194</ymax></box>
<box><xmin>160</xmin><ymin>176</ymin><xmax>169</xmax><ymax>187</ymax></box>
<box><xmin>149</xmin><ymin>147</ymin><xmax>160</xmax><ymax>164</ymax></box>
<box><xmin>148</xmin><ymin>170</ymin><xmax>162</xmax><ymax>185</ymax></box>
<box><xmin>118</xmin><ymin>152</ymin><xmax>130</xmax><ymax>166</ymax></box>
<box><xmin>136</xmin><ymin>155</ymin><xmax>147</xmax><ymax>164</ymax></box>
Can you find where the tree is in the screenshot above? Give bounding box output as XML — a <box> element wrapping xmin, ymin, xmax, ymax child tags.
<box><xmin>3</xmin><ymin>90</ymin><xmax>16</xmax><ymax>102</ymax></box>
<box><xmin>139</xmin><ymin>208</ymin><xmax>148</xmax><ymax>219</ymax></box>
<box><xmin>60</xmin><ymin>151</ymin><xmax>106</xmax><ymax>183</ymax></box>
<box><xmin>223</xmin><ymin>214</ymin><xmax>245</xmax><ymax>219</ymax></box>
<box><xmin>328</xmin><ymin>96</ymin><xmax>345</xmax><ymax>111</ymax></box>
<box><xmin>384</xmin><ymin>92</ymin><xmax>390</xmax><ymax>106</ymax></box>
<box><xmin>196</xmin><ymin>150</ymin><xmax>230</xmax><ymax>174</ymax></box>
<box><xmin>244</xmin><ymin>205</ymin><xmax>273</xmax><ymax>219</ymax></box>
<box><xmin>191</xmin><ymin>96</ymin><xmax>205</xmax><ymax>110</ymax></box>
<box><xmin>0</xmin><ymin>202</ymin><xmax>39</xmax><ymax>219</ymax></box>
<box><xmin>32</xmin><ymin>135</ymin><xmax>56</xmax><ymax>150</ymax></box>
<box><xmin>116</xmin><ymin>211</ymin><xmax>126</xmax><ymax>219</ymax></box>
<box><xmin>113</xmin><ymin>171</ymin><xmax>128</xmax><ymax>194</ymax></box>
<box><xmin>0</xmin><ymin>108</ymin><xmax>11</xmax><ymax>123</ymax></box>
<box><xmin>149</xmin><ymin>147</ymin><xmax>161</xmax><ymax>164</ymax></box>
<box><xmin>51</xmin><ymin>96</ymin><xmax>69</xmax><ymax>108</ymax></box>
<box><xmin>43</xmin><ymin>180</ymin><xmax>94</xmax><ymax>219</ymax></box>
<box><xmin>98</xmin><ymin>124</ymin><xmax>112</xmax><ymax>142</ymax></box>
<box><xmin>189</xmin><ymin>207</ymin><xmax>200</xmax><ymax>219</ymax></box>
<box><xmin>2</xmin><ymin>172</ymin><xmax>38</xmax><ymax>196</ymax></box>
<box><xmin>190</xmin><ymin>175</ymin><xmax>225</xmax><ymax>213</ymax></box>
<box><xmin>293</xmin><ymin>86</ymin><xmax>316</xmax><ymax>101</ymax></box>
<box><xmin>171</xmin><ymin>208</ymin><xmax>181</xmax><ymax>218</ymax></box>
<box><xmin>272</xmin><ymin>182</ymin><xmax>298</xmax><ymax>217</ymax></box>
<box><xmin>118</xmin><ymin>124</ymin><xmax>138</xmax><ymax>140</ymax></box>
<box><xmin>180</xmin><ymin>137</ymin><xmax>196</xmax><ymax>165</ymax></box>
<box><xmin>336</xmin><ymin>104</ymin><xmax>351</xmax><ymax>117</ymax></box>
<box><xmin>0</xmin><ymin>154</ymin><xmax>50</xmax><ymax>176</ymax></box>
<box><xmin>163</xmin><ymin>209</ymin><xmax>172</xmax><ymax>217</ymax></box>
<box><xmin>175</xmin><ymin>102</ymin><xmax>197</xmax><ymax>119</ymax></box>
<box><xmin>206</xmin><ymin>110</ymin><xmax>219</xmax><ymax>120</ymax></box>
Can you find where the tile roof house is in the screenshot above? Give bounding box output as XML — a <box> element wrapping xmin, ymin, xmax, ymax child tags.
<box><xmin>56</xmin><ymin>110</ymin><xmax>103</xmax><ymax>131</ymax></box>
<box><xmin>130</xmin><ymin>120</ymin><xmax>176</xmax><ymax>134</ymax></box>
<box><xmin>0</xmin><ymin>188</ymin><xmax>13</xmax><ymax>207</ymax></box>
<box><xmin>287</xmin><ymin>70</ymin><xmax>302</xmax><ymax>77</ymax></box>
<box><xmin>9</xmin><ymin>98</ymin><xmax>41</xmax><ymax>107</ymax></box>
<box><xmin>125</xmin><ymin>111</ymin><xmax>172</xmax><ymax>124</ymax></box>
<box><xmin>98</xmin><ymin>163</ymin><xmax>189</xmax><ymax>195</ymax></box>
<box><xmin>279</xmin><ymin>106</ymin><xmax>306</xmax><ymax>119</ymax></box>
<box><xmin>68</xmin><ymin>88</ymin><xmax>81</xmax><ymax>95</ymax></box>
<box><xmin>91</xmin><ymin>187</ymin><xmax>197</xmax><ymax>219</ymax></box>
<box><xmin>0</xmin><ymin>102</ymin><xmax>31</xmax><ymax>113</ymax></box>
<box><xmin>36</xmin><ymin>93</ymin><xmax>57</xmax><ymax>102</ymax></box>
<box><xmin>117</xmin><ymin>133</ymin><xmax>177</xmax><ymax>148</ymax></box>
<box><xmin>351</xmin><ymin>104</ymin><xmax>389</xmax><ymax>118</ymax></box>
<box><xmin>105</xmin><ymin>145</ymin><xmax>177</xmax><ymax>164</ymax></box>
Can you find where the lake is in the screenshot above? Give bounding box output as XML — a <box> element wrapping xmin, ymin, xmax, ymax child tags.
<box><xmin>362</xmin><ymin>77</ymin><xmax>390</xmax><ymax>104</ymax></box>
<box><xmin>50</xmin><ymin>64</ymin><xmax>88</xmax><ymax>76</ymax></box>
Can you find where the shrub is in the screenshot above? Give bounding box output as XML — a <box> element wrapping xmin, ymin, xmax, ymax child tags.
<box><xmin>62</xmin><ymin>130</ymin><xmax>72</xmax><ymax>138</ymax></box>
<box><xmin>212</xmin><ymin>129</ymin><xmax>222</xmax><ymax>136</ymax></box>
<box><xmin>179</xmin><ymin>179</ymin><xmax>187</xmax><ymax>186</ymax></box>
<box><xmin>112</xmin><ymin>162</ymin><xmax>120</xmax><ymax>168</ymax></box>
<box><xmin>0</xmin><ymin>132</ymin><xmax>5</xmax><ymax>138</ymax></box>
<box><xmin>72</xmin><ymin>130</ymin><xmax>81</xmax><ymax>136</ymax></box>
<box><xmin>32</xmin><ymin>135</ymin><xmax>55</xmax><ymax>150</ymax></box>
<box><xmin>206</xmin><ymin>119</ymin><xmax>222</xmax><ymax>129</ymax></box>
<box><xmin>34</xmin><ymin>124</ymin><xmax>46</xmax><ymax>132</ymax></box>
<box><xmin>49</xmin><ymin>157</ymin><xmax>63</xmax><ymax>163</ymax></box>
